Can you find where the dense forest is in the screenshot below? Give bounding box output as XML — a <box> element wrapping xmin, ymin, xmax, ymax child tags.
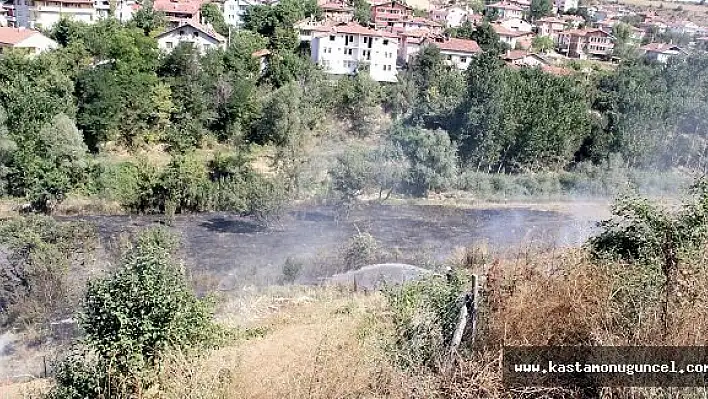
<box><xmin>0</xmin><ymin>0</ymin><xmax>707</xmax><ymax>214</ymax></box>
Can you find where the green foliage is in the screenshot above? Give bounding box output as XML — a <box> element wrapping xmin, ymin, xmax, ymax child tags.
<box><xmin>47</xmin><ymin>228</ymin><xmax>224</xmax><ymax>398</ymax></box>
<box><xmin>389</xmin><ymin>125</ymin><xmax>458</xmax><ymax>196</ymax></box>
<box><xmin>530</xmin><ymin>0</ymin><xmax>552</xmax><ymax>20</ymax></box>
<box><xmin>129</xmin><ymin>0</ymin><xmax>167</xmax><ymax>36</ymax></box>
<box><xmin>343</xmin><ymin>231</ymin><xmax>379</xmax><ymax>271</ymax></box>
<box><xmin>0</xmin><ymin>216</ymin><xmax>96</xmax><ymax>328</ymax></box>
<box><xmin>532</xmin><ymin>35</ymin><xmax>554</xmax><ymax>53</ymax></box>
<box><xmin>330</xmin><ymin>146</ymin><xmax>373</xmax><ymax>203</ymax></box>
<box><xmin>384</xmin><ymin>272</ymin><xmax>469</xmax><ymax>371</ymax></box>
<box><xmin>352</xmin><ymin>0</ymin><xmax>372</xmax><ymax>24</ymax></box>
<box><xmin>200</xmin><ymin>3</ymin><xmax>229</xmax><ymax>36</ymax></box>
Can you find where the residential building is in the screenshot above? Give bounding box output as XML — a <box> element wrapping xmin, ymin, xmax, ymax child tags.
<box><xmin>156</xmin><ymin>21</ymin><xmax>226</xmax><ymax>53</ymax></box>
<box><xmin>423</xmin><ymin>36</ymin><xmax>481</xmax><ymax>70</ymax></box>
<box><xmin>310</xmin><ymin>22</ymin><xmax>399</xmax><ymax>82</ymax></box>
<box><xmin>640</xmin><ymin>43</ymin><xmax>685</xmax><ymax>64</ymax></box>
<box><xmin>30</xmin><ymin>0</ymin><xmax>96</xmax><ymax>28</ymax></box>
<box><xmin>397</xmin><ymin>28</ymin><xmax>427</xmax><ymax>62</ymax></box>
<box><xmin>94</xmin><ymin>0</ymin><xmax>134</xmax><ymax>21</ymax></box>
<box><xmin>485</xmin><ymin>2</ymin><xmax>525</xmax><ymax>20</ymax></box>
<box><xmin>252</xmin><ymin>48</ymin><xmax>270</xmax><ymax>74</ymax></box>
<box><xmin>222</xmin><ymin>0</ymin><xmax>278</xmax><ymax>27</ymax></box>
<box><xmin>554</xmin><ymin>0</ymin><xmax>578</xmax><ymax>13</ymax></box>
<box><xmin>390</xmin><ymin>15</ymin><xmax>443</xmax><ymax>33</ymax></box>
<box><xmin>503</xmin><ymin>49</ymin><xmax>549</xmax><ymax>66</ymax></box>
<box><xmin>535</xmin><ymin>16</ymin><xmax>566</xmax><ymax>43</ymax></box>
<box><xmin>492</xmin><ymin>22</ymin><xmax>533</xmax><ymax>49</ymax></box>
<box><xmin>153</xmin><ymin>0</ymin><xmax>204</xmax><ymax>27</ymax></box>
<box><xmin>429</xmin><ymin>6</ymin><xmax>469</xmax><ymax>28</ymax></box>
<box><xmin>295</xmin><ymin>18</ymin><xmax>335</xmax><ymax>42</ymax></box>
<box><xmin>0</xmin><ymin>26</ymin><xmax>57</xmax><ymax>54</ymax></box>
<box><xmin>557</xmin><ymin>28</ymin><xmax>613</xmax><ymax>59</ymax></box>
<box><xmin>371</xmin><ymin>0</ymin><xmax>413</xmax><ymax>29</ymax></box>
<box><xmin>499</xmin><ymin>17</ymin><xmax>533</xmax><ymax>33</ymax></box>
<box><xmin>320</xmin><ymin>1</ymin><xmax>353</xmax><ymax>23</ymax></box>
<box><xmin>4</xmin><ymin>0</ymin><xmax>32</xmax><ymax>27</ymax></box>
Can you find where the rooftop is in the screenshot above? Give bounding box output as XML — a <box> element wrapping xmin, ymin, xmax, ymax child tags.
<box><xmin>0</xmin><ymin>26</ymin><xmax>39</xmax><ymax>45</ymax></box>
<box><xmin>428</xmin><ymin>36</ymin><xmax>481</xmax><ymax>54</ymax></box>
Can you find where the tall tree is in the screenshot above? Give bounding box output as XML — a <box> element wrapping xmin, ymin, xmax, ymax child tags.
<box><xmin>530</xmin><ymin>0</ymin><xmax>552</xmax><ymax>20</ymax></box>
<box><xmin>200</xmin><ymin>3</ymin><xmax>229</xmax><ymax>37</ymax></box>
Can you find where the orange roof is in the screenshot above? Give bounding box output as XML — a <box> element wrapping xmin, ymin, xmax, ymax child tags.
<box><xmin>320</xmin><ymin>22</ymin><xmax>399</xmax><ymax>38</ymax></box>
<box><xmin>504</xmin><ymin>49</ymin><xmax>527</xmax><ymax>60</ymax></box>
<box><xmin>492</xmin><ymin>23</ymin><xmax>532</xmax><ymax>37</ymax></box>
<box><xmin>371</xmin><ymin>0</ymin><xmax>414</xmax><ymax>10</ymax></box>
<box><xmin>0</xmin><ymin>27</ymin><xmax>39</xmax><ymax>45</ymax></box>
<box><xmin>153</xmin><ymin>0</ymin><xmax>203</xmax><ymax>15</ymax></box>
<box><xmin>156</xmin><ymin>21</ymin><xmax>226</xmax><ymax>42</ymax></box>
<box><xmin>427</xmin><ymin>37</ymin><xmax>481</xmax><ymax>54</ymax></box>
<box><xmin>640</xmin><ymin>42</ymin><xmax>682</xmax><ymax>52</ymax></box>
<box><xmin>321</xmin><ymin>2</ymin><xmax>352</xmax><ymax>11</ymax></box>
<box><xmin>486</xmin><ymin>2</ymin><xmax>525</xmax><ymax>11</ymax></box>
<box><xmin>252</xmin><ymin>49</ymin><xmax>271</xmax><ymax>57</ymax></box>
<box><xmin>541</xmin><ymin>65</ymin><xmax>573</xmax><ymax>76</ymax></box>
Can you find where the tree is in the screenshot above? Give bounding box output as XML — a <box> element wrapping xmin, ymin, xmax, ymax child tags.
<box><xmin>48</xmin><ymin>229</ymin><xmax>221</xmax><ymax>398</ymax></box>
<box><xmin>389</xmin><ymin>124</ymin><xmax>458</xmax><ymax>195</ymax></box>
<box><xmin>351</xmin><ymin>0</ymin><xmax>371</xmax><ymax>25</ymax></box>
<box><xmin>130</xmin><ymin>0</ymin><xmax>166</xmax><ymax>36</ymax></box>
<box><xmin>530</xmin><ymin>0</ymin><xmax>552</xmax><ymax>20</ymax></box>
<box><xmin>532</xmin><ymin>35</ymin><xmax>554</xmax><ymax>53</ymax></box>
<box><xmin>470</xmin><ymin>22</ymin><xmax>507</xmax><ymax>53</ymax></box>
<box><xmin>200</xmin><ymin>2</ymin><xmax>229</xmax><ymax>37</ymax></box>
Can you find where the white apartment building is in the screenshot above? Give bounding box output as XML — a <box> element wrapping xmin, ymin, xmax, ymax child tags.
<box><xmin>310</xmin><ymin>23</ymin><xmax>399</xmax><ymax>82</ymax></box>
<box><xmin>94</xmin><ymin>0</ymin><xmax>134</xmax><ymax>22</ymax></box>
<box><xmin>30</xmin><ymin>0</ymin><xmax>96</xmax><ymax>28</ymax></box>
<box><xmin>554</xmin><ymin>0</ymin><xmax>578</xmax><ymax>13</ymax></box>
<box><xmin>156</xmin><ymin>21</ymin><xmax>226</xmax><ymax>54</ymax></box>
<box><xmin>223</xmin><ymin>0</ymin><xmax>277</xmax><ymax>27</ymax></box>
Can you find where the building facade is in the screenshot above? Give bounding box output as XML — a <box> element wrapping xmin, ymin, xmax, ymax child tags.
<box><xmin>311</xmin><ymin>23</ymin><xmax>399</xmax><ymax>82</ymax></box>
<box><xmin>370</xmin><ymin>0</ymin><xmax>413</xmax><ymax>29</ymax></box>
<box><xmin>424</xmin><ymin>36</ymin><xmax>481</xmax><ymax>70</ymax></box>
<box><xmin>156</xmin><ymin>21</ymin><xmax>226</xmax><ymax>53</ymax></box>
<box><xmin>558</xmin><ymin>29</ymin><xmax>614</xmax><ymax>59</ymax></box>
<box><xmin>0</xmin><ymin>26</ymin><xmax>57</xmax><ymax>54</ymax></box>
<box><xmin>30</xmin><ymin>0</ymin><xmax>95</xmax><ymax>28</ymax></box>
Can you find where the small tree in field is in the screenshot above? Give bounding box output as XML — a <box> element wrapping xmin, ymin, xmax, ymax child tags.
<box><xmin>47</xmin><ymin>228</ymin><xmax>223</xmax><ymax>398</ymax></box>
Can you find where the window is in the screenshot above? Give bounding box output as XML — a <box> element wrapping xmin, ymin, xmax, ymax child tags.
<box><xmin>460</xmin><ymin>57</ymin><xmax>467</xmax><ymax>63</ymax></box>
<box><xmin>179</xmin><ymin>30</ymin><xmax>185</xmax><ymax>36</ymax></box>
<box><xmin>363</xmin><ymin>36</ymin><xmax>369</xmax><ymax>44</ymax></box>
<box><xmin>383</xmin><ymin>39</ymin><xmax>389</xmax><ymax>45</ymax></box>
<box><xmin>193</xmin><ymin>31</ymin><xmax>199</xmax><ymax>38</ymax></box>
<box><xmin>166</xmin><ymin>41</ymin><xmax>173</xmax><ymax>49</ymax></box>
<box><xmin>447</xmin><ymin>55</ymin><xmax>452</xmax><ymax>60</ymax></box>
<box><xmin>329</xmin><ymin>35</ymin><xmax>335</xmax><ymax>41</ymax></box>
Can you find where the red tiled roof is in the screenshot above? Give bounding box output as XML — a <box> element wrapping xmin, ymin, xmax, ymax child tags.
<box><xmin>492</xmin><ymin>23</ymin><xmax>532</xmax><ymax>37</ymax></box>
<box><xmin>314</xmin><ymin>22</ymin><xmax>400</xmax><ymax>38</ymax></box>
<box><xmin>486</xmin><ymin>2</ymin><xmax>524</xmax><ymax>11</ymax></box>
<box><xmin>371</xmin><ymin>0</ymin><xmax>414</xmax><ymax>10</ymax></box>
<box><xmin>541</xmin><ymin>65</ymin><xmax>573</xmax><ymax>76</ymax></box>
<box><xmin>321</xmin><ymin>2</ymin><xmax>353</xmax><ymax>12</ymax></box>
<box><xmin>640</xmin><ymin>42</ymin><xmax>682</xmax><ymax>52</ymax></box>
<box><xmin>153</xmin><ymin>0</ymin><xmax>203</xmax><ymax>15</ymax></box>
<box><xmin>504</xmin><ymin>49</ymin><xmax>527</xmax><ymax>60</ymax></box>
<box><xmin>428</xmin><ymin>37</ymin><xmax>481</xmax><ymax>54</ymax></box>
<box><xmin>0</xmin><ymin>27</ymin><xmax>39</xmax><ymax>45</ymax></box>
<box><xmin>562</xmin><ymin>28</ymin><xmax>610</xmax><ymax>37</ymax></box>
<box><xmin>252</xmin><ymin>49</ymin><xmax>271</xmax><ymax>57</ymax></box>
<box><xmin>156</xmin><ymin>21</ymin><xmax>226</xmax><ymax>42</ymax></box>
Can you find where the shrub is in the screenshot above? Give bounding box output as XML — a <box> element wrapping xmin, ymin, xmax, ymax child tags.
<box><xmin>48</xmin><ymin>228</ymin><xmax>225</xmax><ymax>398</ymax></box>
<box><xmin>342</xmin><ymin>231</ymin><xmax>379</xmax><ymax>271</ymax></box>
<box><xmin>0</xmin><ymin>216</ymin><xmax>96</xmax><ymax>328</ymax></box>
<box><xmin>384</xmin><ymin>271</ymin><xmax>469</xmax><ymax>371</ymax></box>
<box><xmin>281</xmin><ymin>257</ymin><xmax>303</xmax><ymax>284</ymax></box>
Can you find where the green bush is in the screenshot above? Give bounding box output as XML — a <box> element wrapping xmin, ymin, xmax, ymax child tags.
<box><xmin>48</xmin><ymin>228</ymin><xmax>225</xmax><ymax>398</ymax></box>
<box><xmin>0</xmin><ymin>216</ymin><xmax>96</xmax><ymax>328</ymax></box>
<box><xmin>342</xmin><ymin>231</ymin><xmax>379</xmax><ymax>271</ymax></box>
<box><xmin>384</xmin><ymin>272</ymin><xmax>469</xmax><ymax>371</ymax></box>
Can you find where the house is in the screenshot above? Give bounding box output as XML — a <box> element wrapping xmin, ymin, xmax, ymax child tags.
<box><xmin>30</xmin><ymin>0</ymin><xmax>96</xmax><ymax>28</ymax></box>
<box><xmin>0</xmin><ymin>26</ymin><xmax>57</xmax><ymax>54</ymax></box>
<box><xmin>429</xmin><ymin>6</ymin><xmax>469</xmax><ymax>28</ymax></box>
<box><xmin>390</xmin><ymin>15</ymin><xmax>443</xmax><ymax>33</ymax></box>
<box><xmin>554</xmin><ymin>0</ymin><xmax>578</xmax><ymax>13</ymax></box>
<box><xmin>153</xmin><ymin>0</ymin><xmax>205</xmax><ymax>27</ymax></box>
<box><xmin>156</xmin><ymin>21</ymin><xmax>226</xmax><ymax>54</ymax></box>
<box><xmin>485</xmin><ymin>2</ymin><xmax>525</xmax><ymax>20</ymax></box>
<box><xmin>535</xmin><ymin>16</ymin><xmax>566</xmax><ymax>43</ymax></box>
<box><xmin>310</xmin><ymin>22</ymin><xmax>399</xmax><ymax>82</ymax></box>
<box><xmin>498</xmin><ymin>17</ymin><xmax>533</xmax><ymax>33</ymax></box>
<box><xmin>503</xmin><ymin>49</ymin><xmax>549</xmax><ymax>66</ymax></box>
<box><xmin>95</xmin><ymin>0</ymin><xmax>134</xmax><ymax>22</ymax></box>
<box><xmin>252</xmin><ymin>48</ymin><xmax>270</xmax><ymax>74</ymax></box>
<box><xmin>320</xmin><ymin>1</ymin><xmax>353</xmax><ymax>23</ymax></box>
<box><xmin>492</xmin><ymin>23</ymin><xmax>533</xmax><ymax>49</ymax></box>
<box><xmin>371</xmin><ymin>0</ymin><xmax>413</xmax><ymax>29</ymax></box>
<box><xmin>423</xmin><ymin>36</ymin><xmax>481</xmax><ymax>70</ymax></box>
<box><xmin>557</xmin><ymin>28</ymin><xmax>613</xmax><ymax>59</ymax></box>
<box><xmin>295</xmin><ymin>18</ymin><xmax>336</xmax><ymax>42</ymax></box>
<box><xmin>398</xmin><ymin>29</ymin><xmax>425</xmax><ymax>62</ymax></box>
<box><xmin>640</xmin><ymin>43</ymin><xmax>686</xmax><ymax>63</ymax></box>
